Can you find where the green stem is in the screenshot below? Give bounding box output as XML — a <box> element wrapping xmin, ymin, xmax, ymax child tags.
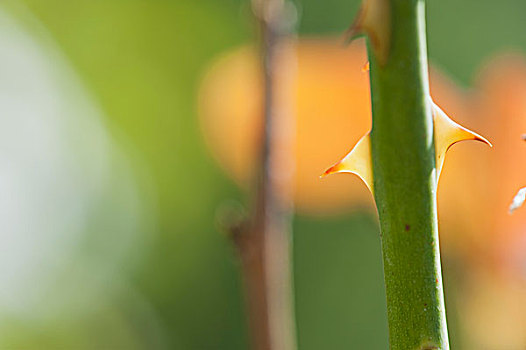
<box><xmin>368</xmin><ymin>1</ymin><xmax>449</xmax><ymax>349</ymax></box>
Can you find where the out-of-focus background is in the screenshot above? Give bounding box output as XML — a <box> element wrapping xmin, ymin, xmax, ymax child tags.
<box><xmin>3</xmin><ymin>0</ymin><xmax>526</xmax><ymax>349</ymax></box>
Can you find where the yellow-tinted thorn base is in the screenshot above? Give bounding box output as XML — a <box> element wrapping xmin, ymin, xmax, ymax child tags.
<box><xmin>432</xmin><ymin>100</ymin><xmax>492</xmax><ymax>181</ymax></box>
<box><xmin>321</xmin><ymin>133</ymin><xmax>374</xmax><ymax>193</ymax></box>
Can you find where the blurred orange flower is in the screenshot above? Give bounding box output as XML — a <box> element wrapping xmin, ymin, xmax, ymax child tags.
<box><xmin>199</xmin><ymin>37</ymin><xmax>526</xmax><ymax>348</ymax></box>
<box><xmin>198</xmin><ymin>37</ymin><xmax>526</xmax><ymax>264</ymax></box>
<box><xmin>198</xmin><ymin>38</ymin><xmax>472</xmax><ymax>217</ymax></box>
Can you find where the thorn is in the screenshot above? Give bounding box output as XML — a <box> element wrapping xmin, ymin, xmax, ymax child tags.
<box><xmin>362</xmin><ymin>61</ymin><xmax>370</xmax><ymax>72</ymax></box>
<box><xmin>509</xmin><ymin>187</ymin><xmax>526</xmax><ymax>214</ymax></box>
<box><xmin>343</xmin><ymin>22</ymin><xmax>364</xmax><ymax>46</ymax></box>
<box><xmin>321</xmin><ymin>133</ymin><xmax>374</xmax><ymax>193</ymax></box>
<box><xmin>344</xmin><ymin>0</ymin><xmax>391</xmax><ymax>64</ymax></box>
<box><xmin>432</xmin><ymin>100</ymin><xmax>491</xmax><ymax>181</ymax></box>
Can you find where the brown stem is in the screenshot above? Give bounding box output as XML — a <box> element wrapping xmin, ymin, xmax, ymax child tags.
<box><xmin>230</xmin><ymin>1</ymin><xmax>297</xmax><ymax>349</ymax></box>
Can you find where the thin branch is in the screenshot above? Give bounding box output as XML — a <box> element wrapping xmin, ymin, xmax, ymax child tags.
<box><xmin>228</xmin><ymin>1</ymin><xmax>298</xmax><ymax>349</ymax></box>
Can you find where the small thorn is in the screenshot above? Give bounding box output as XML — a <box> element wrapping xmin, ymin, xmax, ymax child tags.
<box><xmin>344</xmin><ymin>0</ymin><xmax>391</xmax><ymax>64</ymax></box>
<box><xmin>343</xmin><ymin>23</ymin><xmax>364</xmax><ymax>46</ymax></box>
<box><xmin>320</xmin><ymin>163</ymin><xmax>342</xmax><ymax>179</ymax></box>
<box><xmin>361</xmin><ymin>61</ymin><xmax>370</xmax><ymax>72</ymax></box>
<box><xmin>321</xmin><ymin>133</ymin><xmax>374</xmax><ymax>193</ymax></box>
<box><xmin>432</xmin><ymin>100</ymin><xmax>491</xmax><ymax>181</ymax></box>
<box><xmin>343</xmin><ymin>3</ymin><xmax>366</xmax><ymax>46</ymax></box>
<box><xmin>509</xmin><ymin>187</ymin><xmax>526</xmax><ymax>214</ymax></box>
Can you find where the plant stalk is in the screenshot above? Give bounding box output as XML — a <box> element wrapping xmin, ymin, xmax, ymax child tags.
<box><xmin>231</xmin><ymin>1</ymin><xmax>297</xmax><ymax>349</ymax></box>
<box><xmin>368</xmin><ymin>0</ymin><xmax>449</xmax><ymax>348</ymax></box>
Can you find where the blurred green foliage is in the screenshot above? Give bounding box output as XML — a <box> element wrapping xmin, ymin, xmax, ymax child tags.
<box><xmin>2</xmin><ymin>0</ymin><xmax>526</xmax><ymax>348</ymax></box>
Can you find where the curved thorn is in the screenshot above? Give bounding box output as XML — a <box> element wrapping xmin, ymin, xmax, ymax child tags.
<box><xmin>344</xmin><ymin>0</ymin><xmax>391</xmax><ymax>64</ymax></box>
<box><xmin>432</xmin><ymin>100</ymin><xmax>492</xmax><ymax>181</ymax></box>
<box><xmin>343</xmin><ymin>22</ymin><xmax>364</xmax><ymax>46</ymax></box>
<box><xmin>510</xmin><ymin>187</ymin><xmax>526</xmax><ymax>214</ymax></box>
<box><xmin>321</xmin><ymin>133</ymin><xmax>374</xmax><ymax>193</ymax></box>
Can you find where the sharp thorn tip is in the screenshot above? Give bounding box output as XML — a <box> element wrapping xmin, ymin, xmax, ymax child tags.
<box><xmin>474</xmin><ymin>135</ymin><xmax>492</xmax><ymax>147</ymax></box>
